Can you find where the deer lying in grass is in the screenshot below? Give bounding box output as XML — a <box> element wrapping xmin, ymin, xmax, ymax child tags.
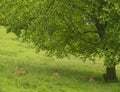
<box><xmin>14</xmin><ymin>65</ymin><xmax>27</xmax><ymax>77</ymax></box>
<box><xmin>89</xmin><ymin>76</ymin><xmax>96</xmax><ymax>82</ymax></box>
<box><xmin>53</xmin><ymin>70</ymin><xmax>59</xmax><ymax>77</ymax></box>
<box><xmin>15</xmin><ymin>70</ymin><xmax>27</xmax><ymax>77</ymax></box>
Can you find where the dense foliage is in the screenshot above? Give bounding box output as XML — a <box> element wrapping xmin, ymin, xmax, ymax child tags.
<box><xmin>0</xmin><ymin>0</ymin><xmax>120</xmax><ymax>81</ymax></box>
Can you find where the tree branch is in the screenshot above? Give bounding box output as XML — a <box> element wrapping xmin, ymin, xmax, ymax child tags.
<box><xmin>83</xmin><ymin>30</ymin><xmax>98</xmax><ymax>34</ymax></box>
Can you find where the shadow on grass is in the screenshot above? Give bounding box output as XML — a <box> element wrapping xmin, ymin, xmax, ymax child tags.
<box><xmin>23</xmin><ymin>63</ymin><xmax>104</xmax><ymax>83</ymax></box>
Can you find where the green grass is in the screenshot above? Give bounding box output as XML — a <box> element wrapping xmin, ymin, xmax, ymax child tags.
<box><xmin>0</xmin><ymin>26</ymin><xmax>120</xmax><ymax>92</ymax></box>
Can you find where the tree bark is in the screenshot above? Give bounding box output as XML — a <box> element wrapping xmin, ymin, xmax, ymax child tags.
<box><xmin>104</xmin><ymin>66</ymin><xmax>117</xmax><ymax>81</ymax></box>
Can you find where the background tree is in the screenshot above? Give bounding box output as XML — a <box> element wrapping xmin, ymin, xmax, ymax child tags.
<box><xmin>0</xmin><ymin>0</ymin><xmax>120</xmax><ymax>81</ymax></box>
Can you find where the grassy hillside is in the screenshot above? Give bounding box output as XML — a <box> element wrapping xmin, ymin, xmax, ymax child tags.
<box><xmin>0</xmin><ymin>26</ymin><xmax>120</xmax><ymax>92</ymax></box>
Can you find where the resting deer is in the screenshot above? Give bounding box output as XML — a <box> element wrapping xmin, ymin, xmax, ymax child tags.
<box><xmin>53</xmin><ymin>70</ymin><xmax>59</xmax><ymax>77</ymax></box>
<box><xmin>89</xmin><ymin>76</ymin><xmax>96</xmax><ymax>82</ymax></box>
<box><xmin>15</xmin><ymin>70</ymin><xmax>27</xmax><ymax>77</ymax></box>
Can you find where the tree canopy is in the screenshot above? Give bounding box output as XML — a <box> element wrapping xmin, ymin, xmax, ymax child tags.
<box><xmin>0</xmin><ymin>0</ymin><xmax>120</xmax><ymax>81</ymax></box>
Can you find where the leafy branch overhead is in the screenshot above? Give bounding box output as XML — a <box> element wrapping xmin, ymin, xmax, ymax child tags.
<box><xmin>0</xmin><ymin>0</ymin><xmax>120</xmax><ymax>81</ymax></box>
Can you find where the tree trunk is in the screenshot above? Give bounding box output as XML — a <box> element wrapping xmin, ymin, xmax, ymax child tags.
<box><xmin>104</xmin><ymin>66</ymin><xmax>117</xmax><ymax>81</ymax></box>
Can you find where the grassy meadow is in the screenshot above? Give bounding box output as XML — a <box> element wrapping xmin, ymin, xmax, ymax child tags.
<box><xmin>0</xmin><ymin>26</ymin><xmax>120</xmax><ymax>92</ymax></box>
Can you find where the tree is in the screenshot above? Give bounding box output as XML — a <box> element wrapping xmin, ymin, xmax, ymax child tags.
<box><xmin>0</xmin><ymin>0</ymin><xmax>120</xmax><ymax>81</ymax></box>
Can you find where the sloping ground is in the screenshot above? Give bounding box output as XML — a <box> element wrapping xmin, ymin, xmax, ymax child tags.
<box><xmin>0</xmin><ymin>26</ymin><xmax>120</xmax><ymax>92</ymax></box>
